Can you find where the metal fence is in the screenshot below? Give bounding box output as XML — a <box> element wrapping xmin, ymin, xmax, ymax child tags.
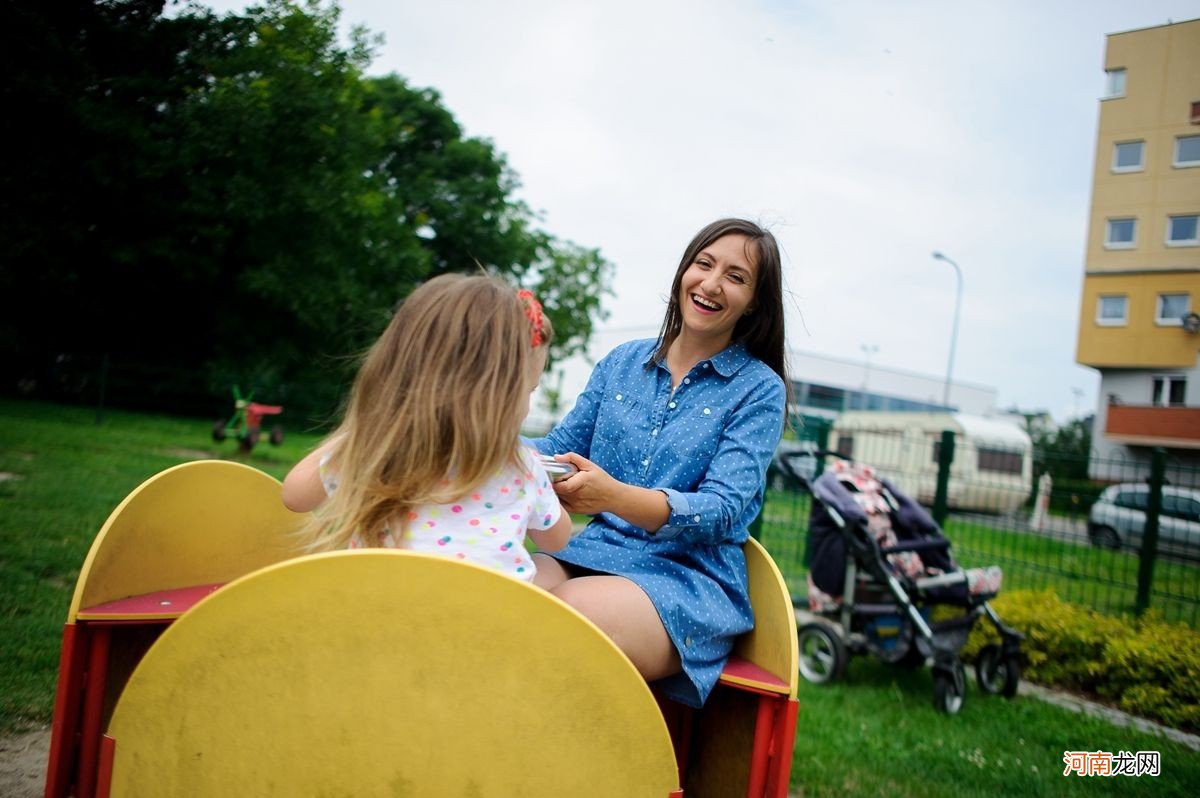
<box><xmin>755</xmin><ymin>425</ymin><xmax>1200</xmax><ymax>628</ymax></box>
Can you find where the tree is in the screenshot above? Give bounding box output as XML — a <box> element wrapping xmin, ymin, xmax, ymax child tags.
<box><xmin>1</xmin><ymin>0</ymin><xmax>613</xmax><ymax>421</ymax></box>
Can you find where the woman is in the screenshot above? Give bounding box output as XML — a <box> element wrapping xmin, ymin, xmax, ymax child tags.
<box><xmin>533</xmin><ymin>218</ymin><xmax>789</xmax><ymax>708</ymax></box>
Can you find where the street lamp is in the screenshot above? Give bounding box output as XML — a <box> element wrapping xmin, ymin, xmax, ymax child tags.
<box><xmin>931</xmin><ymin>251</ymin><xmax>962</xmax><ymax>409</ymax></box>
<box><xmin>860</xmin><ymin>343</ymin><xmax>879</xmax><ymax>395</ymax></box>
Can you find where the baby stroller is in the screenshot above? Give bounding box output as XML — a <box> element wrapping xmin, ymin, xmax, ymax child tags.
<box><xmin>798</xmin><ymin>459</ymin><xmax>1023</xmax><ymax>713</ymax></box>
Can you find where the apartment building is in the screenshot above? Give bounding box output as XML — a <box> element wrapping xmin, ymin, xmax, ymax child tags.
<box><xmin>1075</xmin><ymin>18</ymin><xmax>1200</xmax><ymax>479</ymax></box>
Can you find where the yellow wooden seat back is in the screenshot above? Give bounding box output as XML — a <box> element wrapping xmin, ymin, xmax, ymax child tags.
<box><xmin>734</xmin><ymin>537</ymin><xmax>800</xmax><ymax>697</ymax></box>
<box><xmin>103</xmin><ymin>551</ymin><xmax>681</xmax><ymax>797</ymax></box>
<box><xmin>68</xmin><ymin>460</ymin><xmax>303</xmax><ymax>619</ymax></box>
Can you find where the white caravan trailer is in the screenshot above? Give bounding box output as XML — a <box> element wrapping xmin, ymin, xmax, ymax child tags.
<box><xmin>828</xmin><ymin>412</ymin><xmax>1033</xmax><ymax>514</ymax></box>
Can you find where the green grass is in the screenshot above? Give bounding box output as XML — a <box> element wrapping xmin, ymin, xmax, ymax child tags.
<box><xmin>793</xmin><ymin>657</ymin><xmax>1200</xmax><ymax>796</ymax></box>
<box><xmin>0</xmin><ymin>397</ymin><xmax>325</xmax><ymax>731</ymax></box>
<box><xmin>2</xmin><ymin>398</ymin><xmax>1198</xmax><ymax>795</ymax></box>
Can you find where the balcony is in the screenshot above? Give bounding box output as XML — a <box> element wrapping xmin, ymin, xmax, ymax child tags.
<box><xmin>1105</xmin><ymin>404</ymin><xmax>1200</xmax><ymax>449</ymax></box>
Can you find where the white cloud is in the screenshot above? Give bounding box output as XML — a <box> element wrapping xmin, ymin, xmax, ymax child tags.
<box><xmin>198</xmin><ymin>0</ymin><xmax>1200</xmax><ymax>421</ymax></box>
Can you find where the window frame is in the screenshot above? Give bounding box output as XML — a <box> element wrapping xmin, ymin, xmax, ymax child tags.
<box><xmin>1174</xmin><ymin>135</ymin><xmax>1200</xmax><ymax>168</ymax></box>
<box><xmin>1111</xmin><ymin>140</ymin><xmax>1145</xmax><ymax>173</ymax></box>
<box><xmin>1104</xmin><ymin>217</ymin><xmax>1137</xmax><ymax>249</ymax></box>
<box><xmin>1096</xmin><ymin>294</ymin><xmax>1128</xmax><ymax>326</ymax></box>
<box><xmin>1151</xmin><ymin>375</ymin><xmax>1186</xmax><ymax>407</ymax></box>
<box><xmin>1165</xmin><ymin>214</ymin><xmax>1199</xmax><ymax>247</ymax></box>
<box><xmin>1104</xmin><ymin>68</ymin><xmax>1126</xmax><ymax>99</ymax></box>
<box><xmin>1155</xmin><ymin>293</ymin><xmax>1190</xmax><ymax>326</ymax></box>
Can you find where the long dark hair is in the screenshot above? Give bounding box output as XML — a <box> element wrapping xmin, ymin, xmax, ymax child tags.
<box><xmin>652</xmin><ymin>218</ymin><xmax>790</xmax><ymax>395</ymax></box>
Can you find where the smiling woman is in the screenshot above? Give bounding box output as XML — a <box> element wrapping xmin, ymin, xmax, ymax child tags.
<box><xmin>529</xmin><ymin>218</ymin><xmax>792</xmax><ymax>709</ymax></box>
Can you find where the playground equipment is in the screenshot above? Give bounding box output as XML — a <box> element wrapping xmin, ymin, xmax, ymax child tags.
<box><xmin>211</xmin><ymin>386</ymin><xmax>283</xmax><ymax>452</ymax></box>
<box><xmin>44</xmin><ymin>460</ymin><xmax>798</xmax><ymax>797</ymax></box>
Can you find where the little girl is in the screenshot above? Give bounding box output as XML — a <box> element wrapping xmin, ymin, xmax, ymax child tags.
<box><xmin>282</xmin><ymin>273</ymin><xmax>573</xmax><ymax>582</ymax></box>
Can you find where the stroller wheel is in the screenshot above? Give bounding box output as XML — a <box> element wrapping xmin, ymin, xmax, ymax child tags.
<box><xmin>798</xmin><ymin>622</ymin><xmax>846</xmax><ymax>684</ymax></box>
<box><xmin>933</xmin><ymin>660</ymin><xmax>966</xmax><ymax>714</ymax></box>
<box><xmin>975</xmin><ymin>644</ymin><xmax>1020</xmax><ymax>698</ymax></box>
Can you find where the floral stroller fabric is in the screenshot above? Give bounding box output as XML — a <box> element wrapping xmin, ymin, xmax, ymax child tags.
<box><xmin>798</xmin><ymin>459</ymin><xmax>1023</xmax><ymax>713</ymax></box>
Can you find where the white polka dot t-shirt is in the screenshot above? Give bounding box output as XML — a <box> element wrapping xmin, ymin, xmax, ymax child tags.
<box><xmin>319</xmin><ymin>446</ymin><xmax>562</xmax><ymax>582</ymax></box>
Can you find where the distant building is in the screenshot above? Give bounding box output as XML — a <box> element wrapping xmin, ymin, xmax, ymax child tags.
<box><xmin>1075</xmin><ymin>18</ymin><xmax>1200</xmax><ymax>481</ymax></box>
<box><xmin>786</xmin><ymin>348</ymin><xmax>997</xmax><ymax>425</ymax></box>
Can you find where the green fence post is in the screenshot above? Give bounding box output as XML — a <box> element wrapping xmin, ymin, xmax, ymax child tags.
<box><xmin>932</xmin><ymin>429</ymin><xmax>956</xmax><ymax>527</ymax></box>
<box><xmin>1135</xmin><ymin>447</ymin><xmax>1167</xmax><ymax>616</ymax></box>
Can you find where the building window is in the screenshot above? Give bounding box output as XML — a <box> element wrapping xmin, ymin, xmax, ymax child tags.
<box><xmin>1166</xmin><ymin>215</ymin><xmax>1199</xmax><ymax>246</ymax></box>
<box><xmin>1096</xmin><ymin>295</ymin><xmax>1128</xmax><ymax>326</ymax></box>
<box><xmin>1104</xmin><ymin>218</ymin><xmax>1136</xmax><ymax>248</ymax></box>
<box><xmin>1156</xmin><ymin>293</ymin><xmax>1190</xmax><ymax>325</ymax></box>
<box><xmin>1152</xmin><ymin>376</ymin><xmax>1186</xmax><ymax>407</ymax></box>
<box><xmin>978</xmin><ymin>447</ymin><xmax>1024</xmax><ymax>475</ymax></box>
<box><xmin>1104</xmin><ymin>68</ymin><xmax>1126</xmax><ymax>99</ymax></box>
<box><xmin>1175</xmin><ymin>135</ymin><xmax>1200</xmax><ymax>167</ymax></box>
<box><xmin>1112</xmin><ymin>140</ymin><xmax>1144</xmax><ymax>172</ymax></box>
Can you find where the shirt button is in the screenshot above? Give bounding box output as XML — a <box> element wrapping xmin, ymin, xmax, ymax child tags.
<box><xmin>693</xmin><ymin>515</ymin><xmax>701</xmax><ymax>522</ymax></box>
<box><xmin>615</xmin><ymin>393</ymin><xmax>623</xmax><ymax>401</ymax></box>
<box><xmin>684</xmin><ymin>636</ymin><xmax>692</xmax><ymax>647</ymax></box>
<box><xmin>703</xmin><ymin>363</ymin><xmax>710</xmax><ymax>369</ymax></box>
<box><xmin>683</xmin><ymin>378</ymin><xmax>690</xmax><ymax>385</ymax></box>
<box><xmin>651</xmin><ymin>428</ymin><xmax>658</xmax><ymax>437</ymax></box>
<box><xmin>703</xmin><ymin>407</ymin><xmax>711</xmax><ymax>415</ymax></box>
<box><xmin>642</xmin><ymin>459</ymin><xmax>649</xmax><ymax>466</ymax></box>
<box><xmin>668</xmin><ymin>401</ymin><xmax>676</xmax><ymax>409</ymax></box>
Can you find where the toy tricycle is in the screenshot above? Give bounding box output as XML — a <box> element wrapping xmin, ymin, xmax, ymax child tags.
<box><xmin>211</xmin><ymin>386</ymin><xmax>283</xmax><ymax>453</ymax></box>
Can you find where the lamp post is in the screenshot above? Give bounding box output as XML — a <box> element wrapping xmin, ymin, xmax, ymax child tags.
<box><xmin>931</xmin><ymin>251</ymin><xmax>962</xmax><ymax>409</ymax></box>
<box><xmin>860</xmin><ymin>344</ymin><xmax>879</xmax><ymax>406</ymax></box>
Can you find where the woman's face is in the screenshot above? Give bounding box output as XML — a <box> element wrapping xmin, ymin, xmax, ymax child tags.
<box><xmin>677</xmin><ymin>233</ymin><xmax>758</xmax><ymax>345</ymax></box>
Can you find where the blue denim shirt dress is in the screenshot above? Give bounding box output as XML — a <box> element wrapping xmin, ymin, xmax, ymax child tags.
<box><xmin>532</xmin><ymin>338</ymin><xmax>786</xmax><ymax>707</ymax></box>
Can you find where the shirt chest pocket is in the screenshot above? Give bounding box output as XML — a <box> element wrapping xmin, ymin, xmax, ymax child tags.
<box><xmin>594</xmin><ymin>392</ymin><xmax>648</xmax><ymax>450</ymax></box>
<box><xmin>665</xmin><ymin>405</ymin><xmax>724</xmax><ymax>461</ymax></box>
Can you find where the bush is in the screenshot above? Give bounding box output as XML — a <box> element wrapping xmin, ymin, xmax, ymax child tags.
<box><xmin>963</xmin><ymin>589</ymin><xmax>1200</xmax><ymax>733</ymax></box>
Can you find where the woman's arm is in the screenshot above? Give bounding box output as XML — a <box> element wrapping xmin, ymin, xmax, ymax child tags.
<box><xmin>551</xmin><ymin>453</ymin><xmax>671</xmax><ymax>532</ymax></box>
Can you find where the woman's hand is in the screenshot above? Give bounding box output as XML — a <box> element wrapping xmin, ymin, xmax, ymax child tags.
<box><xmin>551</xmin><ymin>453</ymin><xmax>670</xmax><ymax>533</ymax></box>
<box><xmin>549</xmin><ymin>452</ymin><xmax>619</xmax><ymax>516</ymax></box>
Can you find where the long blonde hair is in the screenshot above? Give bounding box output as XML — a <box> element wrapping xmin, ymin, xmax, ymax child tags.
<box><xmin>303</xmin><ymin>273</ymin><xmax>553</xmax><ymax>551</ymax></box>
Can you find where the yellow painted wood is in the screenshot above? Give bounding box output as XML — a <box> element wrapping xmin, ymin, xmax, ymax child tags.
<box><xmin>68</xmin><ymin>460</ymin><xmax>305</xmax><ymax>620</ymax></box>
<box><xmin>732</xmin><ymin>538</ymin><xmax>800</xmax><ymax>698</ymax></box>
<box><xmin>105</xmin><ymin>551</ymin><xmax>680</xmax><ymax>797</ymax></box>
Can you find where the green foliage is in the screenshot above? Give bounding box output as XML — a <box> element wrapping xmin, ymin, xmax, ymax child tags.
<box><xmin>1</xmin><ymin>0</ymin><xmax>613</xmax><ymax>425</ymax></box>
<box><xmin>964</xmin><ymin>589</ymin><xmax>1200</xmax><ymax>733</ymax></box>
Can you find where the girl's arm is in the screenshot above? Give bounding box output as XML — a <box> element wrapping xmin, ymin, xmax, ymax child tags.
<box><xmin>527</xmin><ymin>505</ymin><xmax>574</xmax><ymax>553</ymax></box>
<box><xmin>281</xmin><ymin>439</ymin><xmax>339</xmax><ymax>512</ymax></box>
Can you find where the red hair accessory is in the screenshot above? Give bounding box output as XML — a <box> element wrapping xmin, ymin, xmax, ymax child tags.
<box><xmin>517</xmin><ymin>289</ymin><xmax>546</xmax><ymax>347</ymax></box>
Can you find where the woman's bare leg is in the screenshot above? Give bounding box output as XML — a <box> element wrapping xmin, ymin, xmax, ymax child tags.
<box><xmin>549</xmin><ymin>575</ymin><xmax>681</xmax><ymax>681</ymax></box>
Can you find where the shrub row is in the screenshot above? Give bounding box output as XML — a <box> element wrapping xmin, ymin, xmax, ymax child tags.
<box><xmin>961</xmin><ymin>589</ymin><xmax>1200</xmax><ymax>733</ymax></box>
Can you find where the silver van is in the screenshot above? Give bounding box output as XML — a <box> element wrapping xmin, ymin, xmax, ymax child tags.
<box><xmin>1087</xmin><ymin>484</ymin><xmax>1200</xmax><ymax>554</ymax></box>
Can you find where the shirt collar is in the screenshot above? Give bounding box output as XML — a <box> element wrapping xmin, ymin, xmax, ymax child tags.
<box><xmin>645</xmin><ymin>340</ymin><xmax>750</xmax><ymax>378</ymax></box>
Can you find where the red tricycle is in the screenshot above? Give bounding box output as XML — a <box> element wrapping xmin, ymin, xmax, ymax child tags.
<box><xmin>211</xmin><ymin>386</ymin><xmax>283</xmax><ymax>452</ymax></box>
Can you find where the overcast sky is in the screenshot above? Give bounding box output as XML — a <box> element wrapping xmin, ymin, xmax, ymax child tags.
<box><xmin>199</xmin><ymin>0</ymin><xmax>1199</xmax><ymax>422</ymax></box>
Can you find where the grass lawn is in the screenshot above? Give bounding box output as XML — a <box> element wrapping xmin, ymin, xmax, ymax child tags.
<box><xmin>2</xmin><ymin>397</ymin><xmax>1198</xmax><ymax>794</ymax></box>
<box><xmin>793</xmin><ymin>656</ymin><xmax>1199</xmax><ymax>796</ymax></box>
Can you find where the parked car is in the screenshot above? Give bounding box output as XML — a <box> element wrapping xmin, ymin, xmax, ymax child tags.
<box><xmin>769</xmin><ymin>440</ymin><xmax>820</xmax><ymax>490</ymax></box>
<box><xmin>1087</xmin><ymin>483</ymin><xmax>1200</xmax><ymax>555</ymax></box>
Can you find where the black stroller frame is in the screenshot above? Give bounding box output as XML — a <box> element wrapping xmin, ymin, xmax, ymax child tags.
<box><xmin>799</xmin><ymin>462</ymin><xmax>1024</xmax><ymax>714</ymax></box>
